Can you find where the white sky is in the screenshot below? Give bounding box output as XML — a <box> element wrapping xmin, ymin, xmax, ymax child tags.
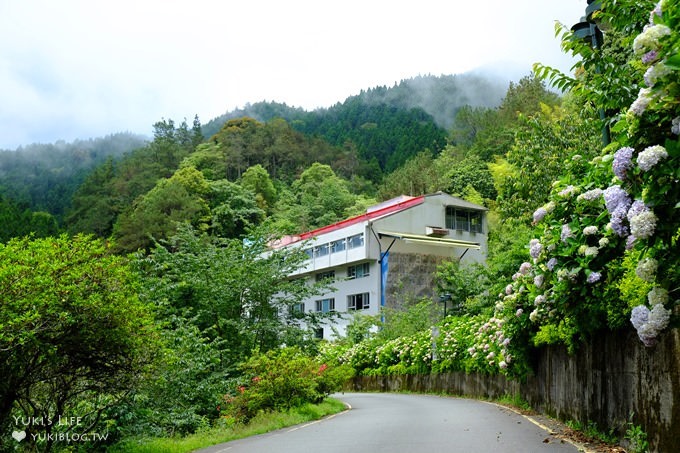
<box><xmin>0</xmin><ymin>0</ymin><xmax>586</xmax><ymax>149</ymax></box>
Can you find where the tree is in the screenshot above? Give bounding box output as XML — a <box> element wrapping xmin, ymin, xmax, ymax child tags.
<box><xmin>0</xmin><ymin>235</ymin><xmax>158</xmax><ymax>451</ymax></box>
<box><xmin>207</xmin><ymin>180</ymin><xmax>264</xmax><ymax>238</ymax></box>
<box><xmin>112</xmin><ymin>166</ymin><xmax>210</xmax><ymax>253</ymax></box>
<box><xmin>435</xmin><ymin>149</ymin><xmax>497</xmax><ymax>201</ymax></box>
<box><xmin>65</xmin><ymin>157</ymin><xmax>118</xmax><ymax>237</ymax></box>
<box><xmin>136</xmin><ymin>226</ymin><xmax>327</xmax><ymax>369</ymax></box>
<box><xmin>378</xmin><ymin>151</ymin><xmax>445</xmax><ymax>199</ymax></box>
<box><xmin>289</xmin><ymin>163</ymin><xmax>356</xmax><ymax>230</ymax></box>
<box><xmin>497</xmin><ymin>101</ymin><xmax>602</xmax><ymax>220</ymax></box>
<box><xmin>239</xmin><ymin>164</ymin><xmax>277</xmax><ymax>214</ymax></box>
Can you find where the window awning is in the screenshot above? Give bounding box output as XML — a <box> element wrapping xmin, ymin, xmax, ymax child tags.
<box><xmin>378</xmin><ymin>231</ymin><xmax>480</xmax><ymax>249</ymax></box>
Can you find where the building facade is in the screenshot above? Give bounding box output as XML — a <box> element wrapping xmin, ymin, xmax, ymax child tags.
<box><xmin>273</xmin><ymin>192</ymin><xmax>488</xmax><ymax>339</ymax></box>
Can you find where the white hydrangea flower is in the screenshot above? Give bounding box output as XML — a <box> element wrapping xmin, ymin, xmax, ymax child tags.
<box><xmin>636</xmin><ymin>257</ymin><xmax>658</xmax><ymax>282</ymax></box>
<box><xmin>584</xmin><ymin>246</ymin><xmax>599</xmax><ymax>257</ymax></box>
<box><xmin>630</xmin><ymin>211</ymin><xmax>658</xmax><ymax>239</ymax></box>
<box><xmin>583</xmin><ymin>226</ymin><xmax>598</xmax><ymax>235</ymax></box>
<box><xmin>629</xmin><ymin>87</ymin><xmax>653</xmax><ymax>116</ymax></box>
<box><xmin>637</xmin><ymin>145</ymin><xmax>668</xmax><ymax>171</ymax></box>
<box><xmin>648</xmin><ymin>287</ymin><xmax>668</xmax><ymax>305</ymax></box>
<box><xmin>633</xmin><ymin>24</ymin><xmax>672</xmax><ymax>55</ymax></box>
<box><xmin>644</xmin><ymin>62</ymin><xmax>671</xmax><ymax>87</ymax></box>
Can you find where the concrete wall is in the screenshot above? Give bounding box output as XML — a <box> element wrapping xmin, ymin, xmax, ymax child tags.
<box><xmin>348</xmin><ymin>327</ymin><xmax>679</xmax><ymax>452</ymax></box>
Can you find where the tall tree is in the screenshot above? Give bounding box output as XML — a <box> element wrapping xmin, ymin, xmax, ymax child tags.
<box><xmin>0</xmin><ymin>235</ymin><xmax>158</xmax><ymax>451</ymax></box>
<box><xmin>137</xmin><ymin>226</ymin><xmax>326</xmax><ymax>369</ymax></box>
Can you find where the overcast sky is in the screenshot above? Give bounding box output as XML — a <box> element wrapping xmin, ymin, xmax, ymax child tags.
<box><xmin>0</xmin><ymin>0</ymin><xmax>587</xmax><ymax>150</ymax></box>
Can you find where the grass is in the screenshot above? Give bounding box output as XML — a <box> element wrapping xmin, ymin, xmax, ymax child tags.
<box><xmin>493</xmin><ymin>393</ymin><xmax>533</xmax><ymax>413</ymax></box>
<box><xmin>565</xmin><ymin>419</ymin><xmax>619</xmax><ymax>445</ymax></box>
<box><xmin>107</xmin><ymin>398</ymin><xmax>347</xmax><ymax>453</ymax></box>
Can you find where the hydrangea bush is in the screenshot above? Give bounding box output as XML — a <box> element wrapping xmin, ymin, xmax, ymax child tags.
<box><xmin>493</xmin><ymin>0</ymin><xmax>678</xmax><ymax>370</ymax></box>
<box><xmin>317</xmin><ymin>315</ymin><xmax>527</xmax><ymax>377</ymax></box>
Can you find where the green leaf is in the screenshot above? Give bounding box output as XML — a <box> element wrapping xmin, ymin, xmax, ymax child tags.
<box><xmin>665</xmin><ymin>53</ymin><xmax>680</xmax><ymax>69</ymax></box>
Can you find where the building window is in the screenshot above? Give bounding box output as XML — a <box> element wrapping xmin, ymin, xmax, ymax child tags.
<box><xmin>314</xmin><ymin>243</ymin><xmax>330</xmax><ymax>257</ymax></box>
<box><xmin>315</xmin><ymin>298</ymin><xmax>335</xmax><ymax>313</ymax></box>
<box><xmin>347</xmin><ymin>293</ymin><xmax>370</xmax><ymax>311</ymax></box>
<box><xmin>445</xmin><ymin>207</ymin><xmax>483</xmax><ymax>233</ymax></box>
<box><xmin>314</xmin><ymin>328</ymin><xmax>324</xmax><ymax>339</ymax></box>
<box><xmin>331</xmin><ymin>238</ymin><xmax>346</xmax><ymax>254</ymax></box>
<box><xmin>347</xmin><ymin>262</ymin><xmax>370</xmax><ymax>279</ymax></box>
<box><xmin>347</xmin><ymin>233</ymin><xmax>364</xmax><ymax>249</ymax></box>
<box><xmin>290</xmin><ymin>302</ymin><xmax>305</xmax><ymax>314</ymax></box>
<box><xmin>315</xmin><ymin>270</ymin><xmax>335</xmax><ymax>282</ymax></box>
<box><xmin>303</xmin><ymin>248</ymin><xmax>313</xmax><ymax>260</ymax></box>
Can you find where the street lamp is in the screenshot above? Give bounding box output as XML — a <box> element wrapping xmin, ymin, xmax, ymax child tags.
<box><xmin>571</xmin><ymin>0</ymin><xmax>610</xmax><ymax>145</ymax></box>
<box><xmin>438</xmin><ymin>293</ymin><xmax>452</xmax><ymax>317</ymax></box>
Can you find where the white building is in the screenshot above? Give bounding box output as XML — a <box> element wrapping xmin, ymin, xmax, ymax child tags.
<box><xmin>273</xmin><ymin>192</ymin><xmax>488</xmax><ymax>339</ymax></box>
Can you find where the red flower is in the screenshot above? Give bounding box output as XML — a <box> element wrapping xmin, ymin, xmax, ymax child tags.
<box><xmin>317</xmin><ymin>364</ymin><xmax>328</xmax><ymax>374</ymax></box>
<box><xmin>252</xmin><ymin>376</ymin><xmax>261</xmax><ymax>383</ymax></box>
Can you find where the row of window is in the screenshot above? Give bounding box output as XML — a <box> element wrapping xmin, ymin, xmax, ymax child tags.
<box><xmin>304</xmin><ymin>233</ymin><xmax>365</xmax><ymax>259</ymax></box>
<box><xmin>292</xmin><ymin>292</ymin><xmax>371</xmax><ymax>314</ymax></box>
<box><xmin>315</xmin><ymin>262</ymin><xmax>370</xmax><ymax>283</ymax></box>
<box><xmin>445</xmin><ymin>207</ymin><xmax>483</xmax><ymax>233</ymax></box>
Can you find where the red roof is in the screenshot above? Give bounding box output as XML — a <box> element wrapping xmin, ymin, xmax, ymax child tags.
<box><xmin>297</xmin><ymin>195</ymin><xmax>425</xmax><ymax>241</ymax></box>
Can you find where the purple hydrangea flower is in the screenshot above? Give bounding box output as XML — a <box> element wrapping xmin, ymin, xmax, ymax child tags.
<box><xmin>641</xmin><ymin>50</ymin><xmax>659</xmax><ymax>64</ymax></box>
<box><xmin>529</xmin><ymin>239</ymin><xmax>542</xmax><ymax>260</ymax></box>
<box><xmin>631</xmin><ymin>303</ymin><xmax>671</xmax><ymax>347</ymax></box>
<box><xmin>561</xmin><ymin>224</ymin><xmax>574</xmax><ymax>243</ymax></box>
<box><xmin>577</xmin><ymin>188</ymin><xmax>603</xmax><ymax>202</ymax></box>
<box><xmin>610</xmin><ymin>205</ymin><xmax>630</xmax><ymax>237</ymax></box>
<box><xmin>532</xmin><ymin>207</ymin><xmax>548</xmax><ymax>223</ymax></box>
<box><xmin>534</xmin><ymin>274</ymin><xmax>544</xmax><ymax>288</ymax></box>
<box><xmin>613</xmin><ymin>147</ymin><xmax>634</xmax><ymax>180</ymax></box>
<box><xmin>519</xmin><ymin>262</ymin><xmax>532</xmax><ymax>275</ymax></box>
<box><xmin>587</xmin><ymin>272</ymin><xmax>602</xmax><ymax>283</ymax></box>
<box><xmin>558</xmin><ymin>185</ymin><xmax>578</xmax><ymax>197</ymax></box>
<box><xmin>630</xmin><ymin>305</ymin><xmax>649</xmax><ymax>330</ymax></box>
<box><xmin>603</xmin><ymin>185</ymin><xmax>631</xmax><ymax>214</ymax></box>
<box><xmin>672</xmin><ymin>117</ymin><xmax>680</xmax><ymax>135</ymax></box>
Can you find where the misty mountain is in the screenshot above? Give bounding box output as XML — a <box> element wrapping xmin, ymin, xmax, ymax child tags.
<box><xmin>203</xmin><ymin>73</ymin><xmax>508</xmax><ymax>136</ymax></box>
<box><xmin>201</xmin><ymin>73</ymin><xmax>508</xmax><ymax>173</ymax></box>
<box><xmin>0</xmin><ymin>133</ymin><xmax>147</xmax><ymax>220</ymax></box>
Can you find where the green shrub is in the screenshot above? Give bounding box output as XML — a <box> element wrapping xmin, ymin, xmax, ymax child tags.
<box><xmin>225</xmin><ymin>347</ymin><xmax>350</xmax><ymax>422</ymax></box>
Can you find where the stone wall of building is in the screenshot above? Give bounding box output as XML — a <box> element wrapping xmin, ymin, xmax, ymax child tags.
<box><xmin>384</xmin><ymin>252</ymin><xmax>447</xmax><ymax>310</ymax></box>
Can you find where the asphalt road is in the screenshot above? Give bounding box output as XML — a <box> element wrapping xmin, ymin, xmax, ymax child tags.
<box><xmin>196</xmin><ymin>392</ymin><xmax>581</xmax><ymax>453</ymax></box>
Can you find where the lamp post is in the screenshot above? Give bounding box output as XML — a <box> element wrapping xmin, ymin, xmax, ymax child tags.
<box><xmin>438</xmin><ymin>293</ymin><xmax>452</xmax><ymax>318</ymax></box>
<box><xmin>431</xmin><ymin>326</ymin><xmax>440</xmax><ymax>362</ymax></box>
<box><xmin>571</xmin><ymin>0</ymin><xmax>610</xmax><ymax>145</ymax></box>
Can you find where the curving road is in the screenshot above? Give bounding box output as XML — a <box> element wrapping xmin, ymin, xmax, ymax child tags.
<box><xmin>196</xmin><ymin>392</ymin><xmax>580</xmax><ymax>453</ymax></box>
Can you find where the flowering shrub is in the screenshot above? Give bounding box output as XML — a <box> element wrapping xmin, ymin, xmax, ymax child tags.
<box><xmin>225</xmin><ymin>347</ymin><xmax>352</xmax><ymax>422</ymax></box>
<box><xmin>494</xmin><ymin>0</ymin><xmax>679</xmax><ymax>366</ymax></box>
<box><xmin>317</xmin><ymin>315</ymin><xmax>529</xmax><ymax>377</ymax></box>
